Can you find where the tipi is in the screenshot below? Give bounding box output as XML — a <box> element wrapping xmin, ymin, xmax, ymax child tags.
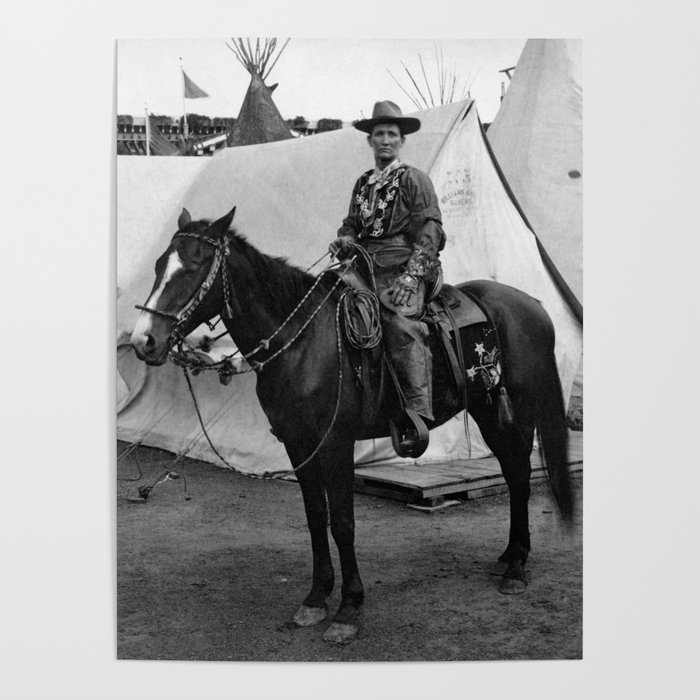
<box><xmin>226</xmin><ymin>38</ymin><xmax>293</xmax><ymax>147</ymax></box>
<box><xmin>487</xmin><ymin>39</ymin><xmax>583</xmax><ymax>399</ymax></box>
<box><xmin>117</xmin><ymin>99</ymin><xmax>583</xmax><ymax>476</ymax></box>
<box><xmin>486</xmin><ymin>39</ymin><xmax>582</xmax><ymax>308</ymax></box>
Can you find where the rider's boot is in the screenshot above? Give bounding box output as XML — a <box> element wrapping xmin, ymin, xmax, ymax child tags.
<box><xmin>392</xmin><ymin>343</ymin><xmax>433</xmax><ymax>456</ymax></box>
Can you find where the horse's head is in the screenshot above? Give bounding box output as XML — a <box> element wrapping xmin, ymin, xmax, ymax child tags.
<box><xmin>130</xmin><ymin>206</ymin><xmax>237</xmax><ymax>365</ymax></box>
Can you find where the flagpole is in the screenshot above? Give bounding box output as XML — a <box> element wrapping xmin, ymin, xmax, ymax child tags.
<box><xmin>144</xmin><ymin>104</ymin><xmax>151</xmax><ymax>156</ymax></box>
<box><xmin>180</xmin><ymin>57</ymin><xmax>189</xmax><ymax>139</ymax></box>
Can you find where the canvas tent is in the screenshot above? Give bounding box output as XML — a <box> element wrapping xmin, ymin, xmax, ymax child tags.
<box><xmin>486</xmin><ymin>39</ymin><xmax>582</xmax><ymax>307</ymax></box>
<box><xmin>117</xmin><ymin>99</ymin><xmax>582</xmax><ymax>476</ymax></box>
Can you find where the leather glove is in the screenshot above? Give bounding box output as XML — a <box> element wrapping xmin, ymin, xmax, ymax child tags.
<box><xmin>329</xmin><ymin>235</ymin><xmax>356</xmax><ymax>259</ymax></box>
<box><xmin>387</xmin><ymin>273</ymin><xmax>419</xmax><ymax>307</ymax></box>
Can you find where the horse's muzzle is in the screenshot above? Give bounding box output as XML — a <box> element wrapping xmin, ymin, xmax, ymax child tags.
<box><xmin>130</xmin><ymin>332</ymin><xmax>169</xmax><ymax>366</ymax></box>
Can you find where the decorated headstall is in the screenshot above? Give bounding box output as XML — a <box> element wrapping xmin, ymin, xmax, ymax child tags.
<box><xmin>135</xmin><ymin>223</ymin><xmax>238</xmax><ymax>348</ymax></box>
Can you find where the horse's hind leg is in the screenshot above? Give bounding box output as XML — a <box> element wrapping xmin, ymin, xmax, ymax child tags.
<box><xmin>321</xmin><ymin>436</ymin><xmax>364</xmax><ymax>645</ymax></box>
<box><xmin>470</xmin><ymin>400</ymin><xmax>535</xmax><ymax>595</ymax></box>
<box><xmin>291</xmin><ymin>453</ymin><xmax>334</xmax><ymax>628</ymax></box>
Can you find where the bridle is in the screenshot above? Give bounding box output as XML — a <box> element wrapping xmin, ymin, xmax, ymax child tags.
<box><xmin>134</xmin><ymin>228</ymin><xmax>345</xmax><ymax>374</ymax></box>
<box><xmin>135</xmin><ymin>230</ymin><xmax>237</xmax><ymax>347</ymax></box>
<box><xmin>133</xmin><ymin>233</ymin><xmax>379</xmax><ymax>476</ymax></box>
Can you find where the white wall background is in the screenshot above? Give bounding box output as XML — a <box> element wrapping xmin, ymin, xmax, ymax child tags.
<box><xmin>0</xmin><ymin>2</ymin><xmax>698</xmax><ymax>699</ymax></box>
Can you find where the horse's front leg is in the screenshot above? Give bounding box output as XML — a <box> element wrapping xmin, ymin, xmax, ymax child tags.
<box><xmin>287</xmin><ymin>449</ymin><xmax>334</xmax><ymax>628</ymax></box>
<box><xmin>321</xmin><ymin>435</ymin><xmax>364</xmax><ymax>644</ymax></box>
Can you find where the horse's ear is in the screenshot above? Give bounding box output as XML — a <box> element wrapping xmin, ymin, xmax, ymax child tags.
<box><xmin>178</xmin><ymin>208</ymin><xmax>192</xmax><ymax>230</ymax></box>
<box><xmin>211</xmin><ymin>206</ymin><xmax>236</xmax><ymax>237</ymax></box>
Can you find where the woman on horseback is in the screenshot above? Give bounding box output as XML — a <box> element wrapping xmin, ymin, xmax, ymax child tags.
<box><xmin>329</xmin><ymin>100</ymin><xmax>446</xmax><ymax>451</ymax></box>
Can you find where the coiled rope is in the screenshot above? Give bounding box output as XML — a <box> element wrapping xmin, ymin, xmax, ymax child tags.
<box><xmin>338</xmin><ymin>287</ymin><xmax>382</xmax><ymax>350</ymax></box>
<box><xmin>336</xmin><ymin>243</ymin><xmax>382</xmax><ymax>351</ymax></box>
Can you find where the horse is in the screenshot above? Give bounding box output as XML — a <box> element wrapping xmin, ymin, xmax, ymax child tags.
<box><xmin>130</xmin><ymin>206</ymin><xmax>574</xmax><ymax>645</ymax></box>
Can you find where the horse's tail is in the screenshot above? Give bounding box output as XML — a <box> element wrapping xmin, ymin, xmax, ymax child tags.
<box><xmin>536</xmin><ymin>356</ymin><xmax>574</xmax><ymax>521</ymax></box>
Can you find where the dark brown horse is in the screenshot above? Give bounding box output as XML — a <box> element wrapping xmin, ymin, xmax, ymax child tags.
<box><xmin>130</xmin><ymin>206</ymin><xmax>574</xmax><ymax>644</ymax></box>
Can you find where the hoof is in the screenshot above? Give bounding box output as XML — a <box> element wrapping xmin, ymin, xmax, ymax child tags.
<box><xmin>499</xmin><ymin>576</ymin><xmax>527</xmax><ymax>595</ymax></box>
<box><xmin>293</xmin><ymin>605</ymin><xmax>328</xmax><ymax>627</ymax></box>
<box><xmin>323</xmin><ymin>622</ymin><xmax>358</xmax><ymax>645</ymax></box>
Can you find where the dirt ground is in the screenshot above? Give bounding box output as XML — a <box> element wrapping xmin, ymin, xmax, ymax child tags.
<box><xmin>117</xmin><ymin>439</ymin><xmax>582</xmax><ymax>662</ymax></box>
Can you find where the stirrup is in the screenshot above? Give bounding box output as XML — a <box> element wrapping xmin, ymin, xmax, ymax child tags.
<box><xmin>390</xmin><ymin>408</ymin><xmax>429</xmax><ymax>459</ymax></box>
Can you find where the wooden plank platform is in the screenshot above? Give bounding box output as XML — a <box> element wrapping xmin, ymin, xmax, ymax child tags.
<box><xmin>353</xmin><ymin>431</ymin><xmax>583</xmax><ymax>507</ymax></box>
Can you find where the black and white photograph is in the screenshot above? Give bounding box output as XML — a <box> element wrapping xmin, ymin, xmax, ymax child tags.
<box><xmin>116</xmin><ymin>37</ymin><xmax>583</xmax><ymax>660</ymax></box>
<box><xmin>2</xmin><ymin>2</ymin><xmax>698</xmax><ymax>698</ymax></box>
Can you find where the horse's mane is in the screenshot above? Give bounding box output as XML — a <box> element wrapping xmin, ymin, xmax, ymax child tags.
<box><xmin>198</xmin><ymin>222</ymin><xmax>338</xmax><ymax>321</ymax></box>
<box><xmin>181</xmin><ymin>218</ymin><xmax>337</xmax><ymax>318</ymax></box>
<box><xmin>230</xmin><ymin>229</ymin><xmax>322</xmax><ymax>316</ymax></box>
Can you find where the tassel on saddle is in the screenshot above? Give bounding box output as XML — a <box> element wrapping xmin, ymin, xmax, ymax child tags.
<box><xmin>430</xmin><ymin>287</ymin><xmax>517</xmax><ymax>432</ymax></box>
<box><xmin>497</xmin><ymin>386</ymin><xmax>515</xmax><ymax>427</ymax></box>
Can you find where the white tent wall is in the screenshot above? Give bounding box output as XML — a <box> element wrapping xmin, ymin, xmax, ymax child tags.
<box><xmin>486</xmin><ymin>39</ymin><xmax>583</xmax><ymax>397</ymax></box>
<box><xmin>117</xmin><ymin>156</ymin><xmax>209</xmax><ymax>339</ymax></box>
<box><xmin>117</xmin><ymin>156</ymin><xmax>209</xmax><ymax>410</ymax></box>
<box><xmin>486</xmin><ymin>39</ymin><xmax>583</xmax><ymax>306</ymax></box>
<box><xmin>117</xmin><ymin>100</ymin><xmax>582</xmax><ymax>476</ymax></box>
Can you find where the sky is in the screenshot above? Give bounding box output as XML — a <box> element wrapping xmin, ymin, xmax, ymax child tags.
<box><xmin>117</xmin><ymin>38</ymin><xmax>527</xmax><ymax>124</ymax></box>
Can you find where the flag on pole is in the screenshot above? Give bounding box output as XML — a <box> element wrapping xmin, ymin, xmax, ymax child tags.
<box><xmin>182</xmin><ymin>70</ymin><xmax>209</xmax><ymax>99</ymax></box>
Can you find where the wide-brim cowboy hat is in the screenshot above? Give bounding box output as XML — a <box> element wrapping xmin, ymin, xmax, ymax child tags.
<box><xmin>353</xmin><ymin>100</ymin><xmax>421</xmax><ymax>135</ymax></box>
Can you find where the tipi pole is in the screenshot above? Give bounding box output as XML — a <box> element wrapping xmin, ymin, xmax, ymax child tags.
<box><xmin>262</xmin><ymin>38</ymin><xmax>290</xmax><ymax>80</ymax></box>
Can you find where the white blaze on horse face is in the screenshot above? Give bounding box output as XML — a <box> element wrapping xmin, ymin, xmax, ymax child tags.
<box><xmin>131</xmin><ymin>250</ymin><xmax>184</xmax><ymax>343</ymax></box>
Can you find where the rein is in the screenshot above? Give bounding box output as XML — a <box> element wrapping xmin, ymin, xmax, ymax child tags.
<box><xmin>179</xmin><ymin>296</ymin><xmax>347</xmax><ymax>479</ymax></box>
<box><xmin>167</xmin><ymin>256</ymin><xmax>346</xmax><ymax>379</ymax></box>
<box><xmin>135</xmin><ymin>231</ymin><xmax>353</xmax><ymax>477</ymax></box>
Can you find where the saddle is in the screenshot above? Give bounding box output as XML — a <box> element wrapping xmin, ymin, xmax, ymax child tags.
<box><xmin>425</xmin><ymin>283</ymin><xmax>487</xmax><ymax>388</ymax></box>
<box><xmin>338</xmin><ymin>263</ymin><xmax>489</xmax><ymax>457</ymax></box>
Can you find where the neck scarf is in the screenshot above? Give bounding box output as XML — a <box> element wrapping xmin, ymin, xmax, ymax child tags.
<box><xmin>367</xmin><ymin>158</ymin><xmax>402</xmax><ymax>188</ymax></box>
